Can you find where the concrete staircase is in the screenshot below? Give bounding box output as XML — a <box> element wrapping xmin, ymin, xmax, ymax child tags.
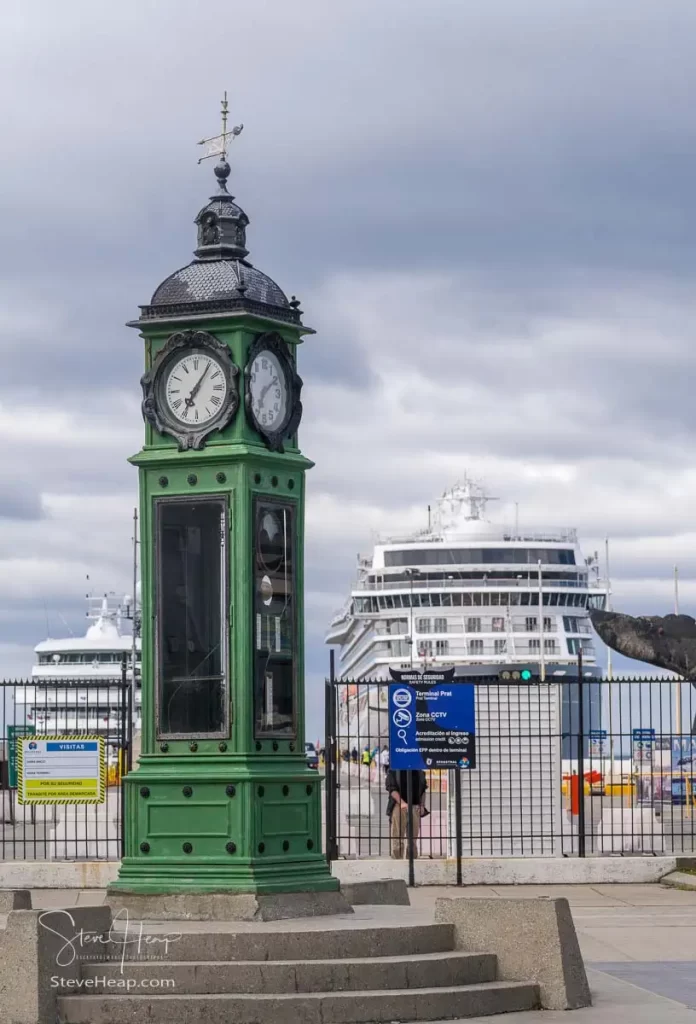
<box><xmin>56</xmin><ymin>921</ymin><xmax>540</xmax><ymax>1023</ymax></box>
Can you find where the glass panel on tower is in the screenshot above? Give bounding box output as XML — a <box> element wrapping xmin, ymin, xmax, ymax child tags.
<box><xmin>155</xmin><ymin>498</ymin><xmax>228</xmax><ymax>738</ymax></box>
<box><xmin>253</xmin><ymin>499</ymin><xmax>296</xmax><ymax>737</ymax></box>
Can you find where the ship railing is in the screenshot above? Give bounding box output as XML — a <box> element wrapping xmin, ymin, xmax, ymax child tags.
<box><xmin>373</xmin><ymin>527</ymin><xmax>579</xmax><ymax>545</ymax></box>
<box><xmin>328</xmin><ymin>600</ymin><xmax>353</xmax><ymax>628</ymax></box>
<box><xmin>510</xmin><ymin>623</ymin><xmax>559</xmax><ymax>633</ymax></box>
<box><xmin>341</xmin><ymin>638</ymin><xmax>580</xmax><ymax>666</ymax></box>
<box><xmin>354</xmin><ymin>576</ymin><xmax>602</xmax><ymax>592</ymax></box>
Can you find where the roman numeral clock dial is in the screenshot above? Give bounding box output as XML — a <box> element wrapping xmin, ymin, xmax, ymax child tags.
<box><xmin>140</xmin><ymin>330</ymin><xmax>240</xmax><ymax>451</ymax></box>
<box><xmin>165</xmin><ymin>354</ymin><xmax>227</xmax><ymax>425</ymax></box>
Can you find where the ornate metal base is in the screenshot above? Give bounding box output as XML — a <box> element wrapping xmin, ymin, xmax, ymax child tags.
<box><xmin>110</xmin><ymin>756</ymin><xmax>337</xmax><ymax>897</ymax></box>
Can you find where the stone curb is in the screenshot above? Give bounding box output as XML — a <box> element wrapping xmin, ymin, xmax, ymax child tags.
<box><xmin>434</xmin><ymin>896</ymin><xmax>591</xmax><ymax>1011</ymax></box>
<box><xmin>660</xmin><ymin>870</ymin><xmax>696</xmax><ymax>890</ymax></box>
<box><xmin>0</xmin><ymin>889</ymin><xmax>32</xmax><ymax>912</ymax></box>
<box><xmin>340</xmin><ymin>878</ymin><xmax>410</xmax><ymax>905</ymax></box>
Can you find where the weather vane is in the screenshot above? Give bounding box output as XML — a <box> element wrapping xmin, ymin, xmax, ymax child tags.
<box><xmin>197</xmin><ymin>92</ymin><xmax>243</xmax><ymax>164</ymax></box>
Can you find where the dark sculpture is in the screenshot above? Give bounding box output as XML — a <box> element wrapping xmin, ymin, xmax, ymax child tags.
<box><xmin>200</xmin><ymin>212</ymin><xmax>220</xmax><ymax>246</ymax></box>
<box><xmin>591</xmin><ymin>609</ymin><xmax>696</xmax><ymax>679</ymax></box>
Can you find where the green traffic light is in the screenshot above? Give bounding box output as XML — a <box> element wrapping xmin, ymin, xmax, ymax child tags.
<box><xmin>521</xmin><ymin>669</ymin><xmax>532</xmax><ymax>681</ymax></box>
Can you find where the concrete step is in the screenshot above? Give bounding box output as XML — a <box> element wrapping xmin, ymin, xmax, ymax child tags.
<box><xmin>105</xmin><ymin>922</ymin><xmax>455</xmax><ymax>962</ymax></box>
<box><xmin>58</xmin><ymin>981</ymin><xmax>541</xmax><ymax>1023</ymax></box>
<box><xmin>80</xmin><ymin>950</ymin><xmax>497</xmax><ymax>994</ymax></box>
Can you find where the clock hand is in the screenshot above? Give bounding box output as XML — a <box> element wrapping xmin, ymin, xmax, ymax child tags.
<box><xmin>258</xmin><ymin>376</ymin><xmax>279</xmax><ymax>407</ymax></box>
<box><xmin>185</xmin><ymin>363</ymin><xmax>212</xmax><ymax>406</ymax></box>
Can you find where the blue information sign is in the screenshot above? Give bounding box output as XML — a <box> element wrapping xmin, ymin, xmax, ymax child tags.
<box><xmin>388</xmin><ymin>669</ymin><xmax>476</xmax><ymax>770</ymax></box>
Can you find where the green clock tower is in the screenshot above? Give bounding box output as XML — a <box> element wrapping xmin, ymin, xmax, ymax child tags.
<box><xmin>109</xmin><ymin>103</ymin><xmax>343</xmax><ymax>914</ymax></box>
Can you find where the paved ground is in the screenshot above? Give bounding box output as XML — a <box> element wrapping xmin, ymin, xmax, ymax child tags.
<box><xmin>24</xmin><ymin>882</ymin><xmax>696</xmax><ymax>1021</ymax></box>
<box><xmin>411</xmin><ymin>884</ymin><xmax>696</xmax><ymax>1020</ymax></box>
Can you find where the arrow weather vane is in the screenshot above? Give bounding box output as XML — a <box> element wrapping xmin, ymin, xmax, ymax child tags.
<box><xmin>197</xmin><ymin>92</ymin><xmax>243</xmax><ymax>164</ymax></box>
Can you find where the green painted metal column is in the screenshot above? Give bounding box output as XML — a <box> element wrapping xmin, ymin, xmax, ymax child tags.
<box><xmin>110</xmin><ymin>146</ymin><xmax>337</xmax><ymax>896</ymax></box>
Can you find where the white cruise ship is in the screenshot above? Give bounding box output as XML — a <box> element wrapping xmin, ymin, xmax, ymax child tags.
<box><xmin>15</xmin><ymin>594</ymin><xmax>142</xmax><ymax>735</ymax></box>
<box><xmin>326</xmin><ymin>478</ymin><xmax>608</xmax><ymax>682</ymax></box>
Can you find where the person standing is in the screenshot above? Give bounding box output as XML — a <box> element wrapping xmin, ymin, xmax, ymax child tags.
<box><xmin>385</xmin><ymin>768</ymin><xmax>427</xmax><ymax>859</ymax></box>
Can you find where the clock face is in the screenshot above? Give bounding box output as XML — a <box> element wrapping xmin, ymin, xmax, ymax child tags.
<box><xmin>249</xmin><ymin>351</ymin><xmax>288</xmax><ymax>431</ymax></box>
<box><xmin>163</xmin><ymin>352</ymin><xmax>228</xmax><ymax>427</ymax></box>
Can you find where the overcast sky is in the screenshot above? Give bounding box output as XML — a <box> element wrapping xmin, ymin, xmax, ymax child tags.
<box><xmin>2</xmin><ymin>0</ymin><xmax>696</xmax><ymax>738</ymax></box>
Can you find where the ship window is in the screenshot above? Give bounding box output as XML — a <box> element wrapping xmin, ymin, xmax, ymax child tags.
<box><xmin>452</xmin><ymin>593</ymin><xmax>462</xmax><ymax>606</ymax></box>
<box><xmin>415</xmin><ymin>618</ymin><xmax>431</xmax><ymax>633</ymax></box>
<box><xmin>545</xmin><ymin>639</ymin><xmax>557</xmax><ymax>653</ymax></box>
<box><xmin>155</xmin><ymin>497</ymin><xmax>228</xmax><ymax>739</ymax></box>
<box><xmin>441</xmin><ymin>592</ymin><xmax>452</xmax><ymax>607</ymax></box>
<box><xmin>419</xmin><ymin>640</ymin><xmax>433</xmax><ymax>654</ymax></box>
<box><xmin>469</xmin><ymin>639</ymin><xmax>484</xmax><ymax>655</ymax></box>
<box><xmin>461</xmin><ymin>593</ymin><xmax>472</xmax><ymax>605</ymax></box>
<box><xmin>384</xmin><ymin>547</ymin><xmax>576</xmax><ymax>567</ymax></box>
<box><xmin>466</xmin><ymin>617</ymin><xmax>481</xmax><ymax>633</ymax></box>
<box><xmin>544</xmin><ymin>617</ymin><xmax>552</xmax><ymax>631</ymax></box>
<box><xmin>436</xmin><ymin>640</ymin><xmax>449</xmax><ymax>654</ymax></box>
<box><xmin>509</xmin><ymin>593</ymin><xmax>520</xmax><ymax>605</ymax></box>
<box><xmin>494</xmin><ymin>639</ymin><xmax>507</xmax><ymax>655</ymax></box>
<box><xmin>525</xmin><ymin>617</ymin><xmax>538</xmax><ymax>631</ymax></box>
<box><xmin>529</xmin><ymin>639</ymin><xmax>540</xmax><ymax>652</ymax></box>
<box><xmin>491</xmin><ymin>617</ymin><xmax>505</xmax><ymax>632</ymax></box>
<box><xmin>434</xmin><ymin>617</ymin><xmax>447</xmax><ymax>633</ymax></box>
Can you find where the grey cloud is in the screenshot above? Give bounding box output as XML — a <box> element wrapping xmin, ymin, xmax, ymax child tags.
<box><xmin>1</xmin><ymin>1</ymin><xmax>696</xmax><ymax>728</ymax></box>
<box><xmin>0</xmin><ymin>478</ymin><xmax>44</xmax><ymax>521</ymax></box>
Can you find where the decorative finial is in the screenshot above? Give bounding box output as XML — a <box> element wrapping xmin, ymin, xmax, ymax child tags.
<box><xmin>197</xmin><ymin>92</ymin><xmax>244</xmax><ymax>185</ymax></box>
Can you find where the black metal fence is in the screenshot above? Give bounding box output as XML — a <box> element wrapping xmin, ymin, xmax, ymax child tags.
<box><xmin>325</xmin><ymin>663</ymin><xmax>696</xmax><ymax>877</ymax></box>
<box><xmin>0</xmin><ymin>672</ymin><xmax>132</xmax><ymax>860</ymax></box>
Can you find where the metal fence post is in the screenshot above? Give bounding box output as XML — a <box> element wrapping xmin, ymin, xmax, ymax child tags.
<box><xmin>454</xmin><ymin>768</ymin><xmax>463</xmax><ymax>885</ymax></box>
<box><xmin>120</xmin><ymin>656</ymin><xmax>129</xmax><ymax>858</ymax></box>
<box><xmin>406</xmin><ymin>770</ymin><xmax>415</xmax><ymax>887</ymax></box>
<box><xmin>577</xmin><ymin>650</ymin><xmax>586</xmax><ymax>858</ymax></box>
<box><xmin>325</xmin><ymin>651</ymin><xmax>339</xmax><ymax>862</ymax></box>
<box><xmin>324</xmin><ymin>689</ymin><xmax>333</xmax><ymax>862</ymax></box>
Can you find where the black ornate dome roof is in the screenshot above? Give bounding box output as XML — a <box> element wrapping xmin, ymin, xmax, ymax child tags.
<box><xmin>151</xmin><ymin>260</ymin><xmax>289</xmax><ymax>308</ymax></box>
<box><xmin>139</xmin><ymin>160</ymin><xmax>300</xmax><ymax>326</ymax></box>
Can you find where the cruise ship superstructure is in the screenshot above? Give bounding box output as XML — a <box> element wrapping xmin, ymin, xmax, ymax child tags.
<box><xmin>326</xmin><ymin>479</ymin><xmax>608</xmax><ymax>681</ymax></box>
<box><xmin>15</xmin><ymin>594</ymin><xmax>142</xmax><ymax>735</ymax></box>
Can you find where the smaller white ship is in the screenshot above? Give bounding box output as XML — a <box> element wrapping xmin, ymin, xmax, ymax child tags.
<box><xmin>15</xmin><ymin>593</ymin><xmax>141</xmax><ymax>735</ymax></box>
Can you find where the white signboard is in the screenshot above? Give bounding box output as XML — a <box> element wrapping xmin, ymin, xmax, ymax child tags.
<box><xmin>18</xmin><ymin>736</ymin><xmax>105</xmax><ymax>805</ymax></box>
<box><xmin>589</xmin><ymin>730</ymin><xmax>608</xmax><ymax>758</ymax></box>
<box><xmin>632</xmin><ymin>729</ymin><xmax>655</xmax><ymax>769</ymax></box>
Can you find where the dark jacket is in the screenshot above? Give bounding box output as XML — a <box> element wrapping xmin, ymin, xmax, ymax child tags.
<box><xmin>385</xmin><ymin>769</ymin><xmax>427</xmax><ymax>817</ymax></box>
